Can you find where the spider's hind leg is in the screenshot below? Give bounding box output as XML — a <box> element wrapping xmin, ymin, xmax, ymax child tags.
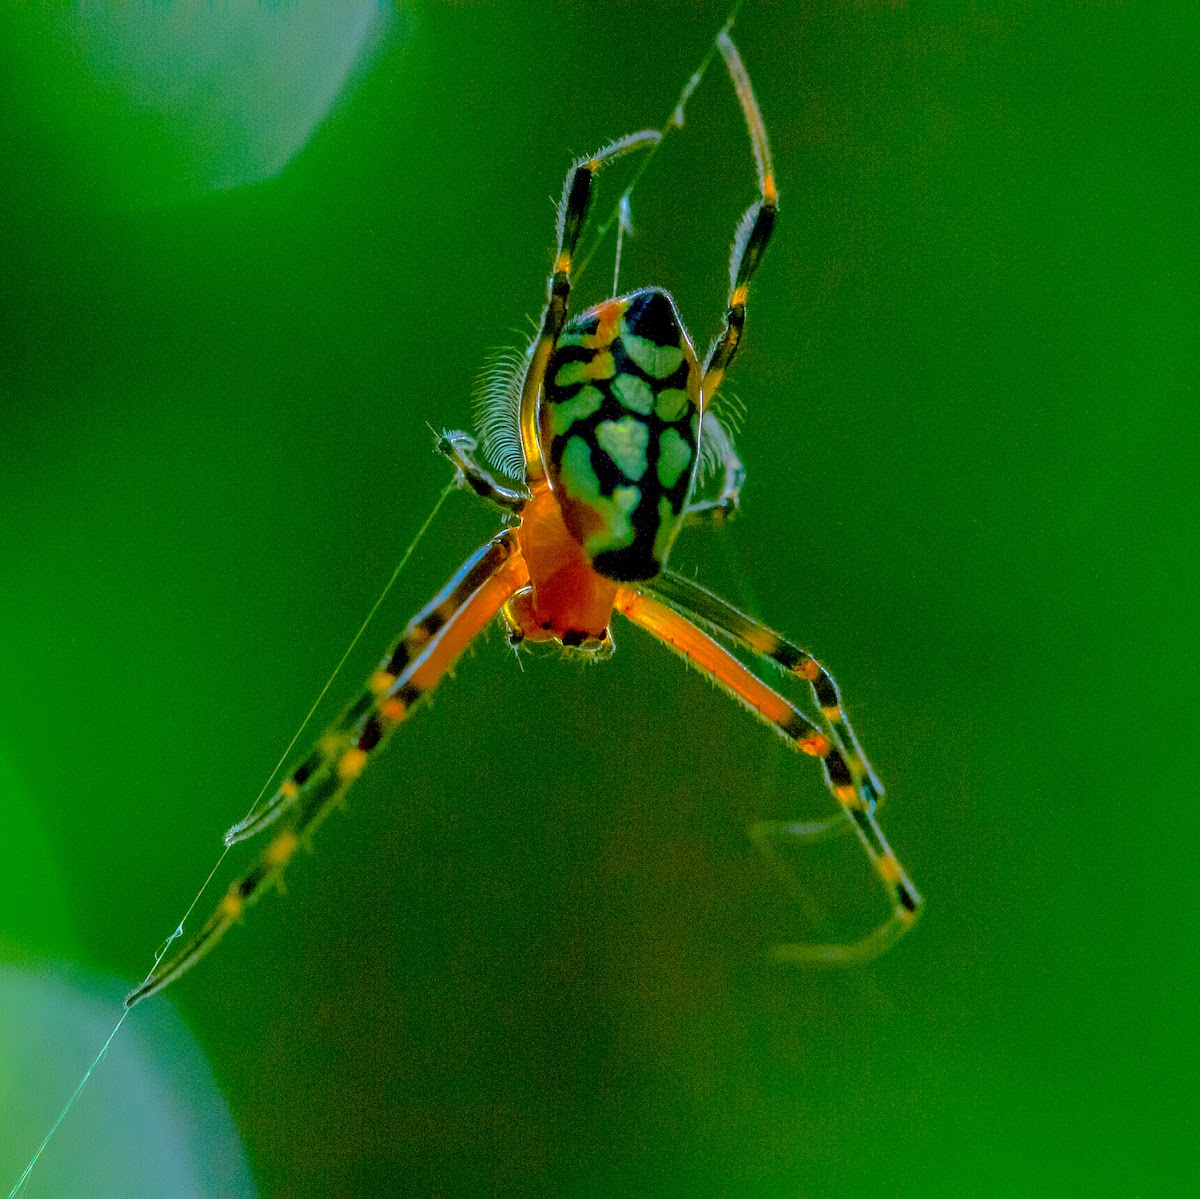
<box><xmin>518</xmin><ymin>128</ymin><xmax>661</xmax><ymax>482</ymax></box>
<box><xmin>616</xmin><ymin>585</ymin><xmax>921</xmax><ymax>967</ymax></box>
<box><xmin>127</xmin><ymin>533</ymin><xmax>530</xmax><ymax>1007</ymax></box>
<box><xmin>647</xmin><ymin>570</ymin><xmax>885</xmax><ymax>809</ymax></box>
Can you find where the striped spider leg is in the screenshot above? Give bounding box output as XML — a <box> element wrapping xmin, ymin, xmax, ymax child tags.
<box><xmin>677</xmin><ymin>29</ymin><xmax>771</xmax><ymax>531</ymax></box>
<box><xmin>126</xmin><ymin>529</ymin><xmax>531</xmax><ymax>1006</ymax></box>
<box><xmin>126</xmin><ymin>112</ymin><xmax>667</xmax><ymax>1011</ymax></box>
<box><xmin>125</xmin><ymin>26</ymin><xmax>919</xmax><ymax>1009</ymax></box>
<box><xmin>640</xmin><ymin>571</ymin><xmax>922</xmax><ymax>963</ymax></box>
<box><xmin>618</xmin><ymin>33</ymin><xmax>919</xmax><ymax>963</ymax></box>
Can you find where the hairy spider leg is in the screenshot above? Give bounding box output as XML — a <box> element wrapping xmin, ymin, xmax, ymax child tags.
<box><xmin>614</xmin><ymin>588</ymin><xmax>922</xmax><ymax>965</ymax></box>
<box><xmin>687</xmin><ymin>413</ymin><xmax>746</xmax><ymax>528</ymax></box>
<box><xmin>436</xmin><ymin>430</ymin><xmax>531</xmax><ymax>513</ymax></box>
<box><xmin>703</xmin><ymin>29</ymin><xmax>777</xmax><ymax>399</ymax></box>
<box><xmin>648</xmin><ymin>570</ymin><xmax>883</xmax><ymax>799</ymax></box>
<box><xmin>519</xmin><ymin>129</ymin><xmax>662</xmax><ymax>484</ymax></box>
<box><xmin>645</xmin><ymin>570</ymin><xmax>884</xmax><ymax>845</ymax></box>
<box><xmin>125</xmin><ymin>533</ymin><xmax>530</xmax><ymax>1007</ymax></box>
<box><xmin>689</xmin><ymin>31</ymin><xmax>778</xmax><ymax>524</ymax></box>
<box><xmin>224</xmin><ymin>533</ymin><xmax>521</xmax><ymax>848</ymax></box>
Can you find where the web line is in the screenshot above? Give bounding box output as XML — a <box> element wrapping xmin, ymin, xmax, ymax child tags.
<box><xmin>575</xmin><ymin>0</ymin><xmax>748</xmax><ymax>283</ymax></box>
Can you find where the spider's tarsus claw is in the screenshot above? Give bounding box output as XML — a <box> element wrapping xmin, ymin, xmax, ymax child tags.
<box><xmin>224</xmin><ymin>815</ymin><xmax>262</xmax><ymax>846</ymax></box>
<box><xmin>436</xmin><ymin>428</ymin><xmax>476</xmax><ymax>453</ymax></box>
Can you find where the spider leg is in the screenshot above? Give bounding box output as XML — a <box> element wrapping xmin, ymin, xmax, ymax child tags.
<box><xmin>224</xmin><ymin>531</ymin><xmax>526</xmax><ymax>847</ymax></box>
<box><xmin>646</xmin><ymin>570</ymin><xmax>884</xmax><ymax>811</ymax></box>
<box><xmin>518</xmin><ymin>128</ymin><xmax>661</xmax><ymax>483</ymax></box>
<box><xmin>684</xmin><ymin>34</ymin><xmax>772</xmax><ymax>528</ymax></box>
<box><xmin>614</xmin><ymin>587</ymin><xmax>921</xmax><ymax>966</ymax></box>
<box><xmin>644</xmin><ymin>569</ymin><xmax>880</xmax><ymax>851</ymax></box>
<box><xmin>124</xmin><ymin>532</ymin><xmax>529</xmax><ymax>1008</ymax></box>
<box><xmin>437</xmin><ymin>428</ymin><xmax>530</xmax><ymax>512</ymax></box>
<box><xmin>686</xmin><ymin>412</ymin><xmax>746</xmax><ymax>526</ymax></box>
<box><xmin>701</xmin><ymin>32</ymin><xmax>778</xmax><ymax>406</ymax></box>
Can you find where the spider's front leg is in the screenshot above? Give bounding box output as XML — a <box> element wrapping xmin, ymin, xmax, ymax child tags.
<box><xmin>701</xmin><ymin>31</ymin><xmax>778</xmax><ymax>407</ymax></box>
<box><xmin>686</xmin><ymin>413</ymin><xmax>746</xmax><ymax>527</ymax></box>
<box><xmin>687</xmin><ymin>34</ymin><xmax>775</xmax><ymax>529</ymax></box>
<box><xmin>518</xmin><ymin>128</ymin><xmax>661</xmax><ymax>482</ymax></box>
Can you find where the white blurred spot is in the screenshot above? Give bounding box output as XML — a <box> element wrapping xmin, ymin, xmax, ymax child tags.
<box><xmin>0</xmin><ymin>966</ymin><xmax>255</xmax><ymax>1198</ymax></box>
<box><xmin>57</xmin><ymin>3</ymin><xmax>392</xmax><ymax>200</ymax></box>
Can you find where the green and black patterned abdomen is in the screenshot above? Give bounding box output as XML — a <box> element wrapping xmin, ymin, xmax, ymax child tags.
<box><xmin>540</xmin><ymin>288</ymin><xmax>701</xmax><ymax>582</ymax></box>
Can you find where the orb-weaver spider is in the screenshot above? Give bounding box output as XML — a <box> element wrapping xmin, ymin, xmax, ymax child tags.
<box><xmin>124</xmin><ymin>30</ymin><xmax>921</xmax><ymax>1009</ymax></box>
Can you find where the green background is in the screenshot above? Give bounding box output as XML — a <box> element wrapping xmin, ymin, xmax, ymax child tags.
<box><xmin>1</xmin><ymin>3</ymin><xmax>1196</xmax><ymax>1195</ymax></box>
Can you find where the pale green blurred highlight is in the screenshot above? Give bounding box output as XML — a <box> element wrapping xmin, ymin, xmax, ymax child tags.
<box><xmin>0</xmin><ymin>968</ymin><xmax>255</xmax><ymax>1197</ymax></box>
<box><xmin>0</xmin><ymin>5</ymin><xmax>392</xmax><ymax>206</ymax></box>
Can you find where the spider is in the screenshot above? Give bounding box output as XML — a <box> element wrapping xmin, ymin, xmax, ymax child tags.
<box><xmin>124</xmin><ymin>30</ymin><xmax>921</xmax><ymax>1009</ymax></box>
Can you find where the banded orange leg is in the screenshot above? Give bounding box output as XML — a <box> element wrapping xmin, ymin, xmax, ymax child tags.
<box><xmin>647</xmin><ymin>570</ymin><xmax>884</xmax><ymax>810</ymax></box>
<box><xmin>125</xmin><ymin>532</ymin><xmax>529</xmax><ymax>1007</ymax></box>
<box><xmin>614</xmin><ymin>587</ymin><xmax>922</xmax><ymax>965</ymax></box>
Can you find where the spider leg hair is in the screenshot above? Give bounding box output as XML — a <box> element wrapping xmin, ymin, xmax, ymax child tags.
<box><xmin>614</xmin><ymin>587</ymin><xmax>922</xmax><ymax>966</ymax></box>
<box><xmin>519</xmin><ymin>129</ymin><xmax>660</xmax><ymax>483</ymax></box>
<box><xmin>642</xmin><ymin>570</ymin><xmax>888</xmax><ymax>855</ymax></box>
<box><xmin>688</xmin><ymin>410</ymin><xmax>746</xmax><ymax>525</ymax></box>
<box><xmin>125</xmin><ymin>532</ymin><xmax>529</xmax><ymax>1008</ymax></box>
<box><xmin>646</xmin><ymin>570</ymin><xmax>884</xmax><ymax>806</ymax></box>
<box><xmin>473</xmin><ymin>340</ymin><xmax>535</xmax><ymax>481</ymax></box>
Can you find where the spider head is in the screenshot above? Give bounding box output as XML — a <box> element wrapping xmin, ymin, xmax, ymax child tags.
<box><xmin>558</xmin><ymin>624</ymin><xmax>615</xmax><ymax>661</ymax></box>
<box><xmin>501</xmin><ymin>586</ymin><xmax>615</xmax><ymax>661</ymax></box>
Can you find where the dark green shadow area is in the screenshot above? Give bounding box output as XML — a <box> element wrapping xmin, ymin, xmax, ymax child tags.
<box><xmin>1</xmin><ymin>3</ymin><xmax>1196</xmax><ymax>1196</ymax></box>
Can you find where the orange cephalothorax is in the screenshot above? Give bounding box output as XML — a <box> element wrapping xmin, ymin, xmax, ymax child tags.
<box><xmin>510</xmin><ymin>484</ymin><xmax>619</xmax><ymax>646</ymax></box>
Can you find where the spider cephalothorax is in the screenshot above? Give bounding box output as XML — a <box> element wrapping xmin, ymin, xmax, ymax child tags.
<box><xmin>124</xmin><ymin>27</ymin><xmax>920</xmax><ymax>1011</ymax></box>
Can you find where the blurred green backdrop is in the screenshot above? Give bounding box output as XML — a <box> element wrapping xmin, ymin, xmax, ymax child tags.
<box><xmin>1</xmin><ymin>3</ymin><xmax>1196</xmax><ymax>1196</ymax></box>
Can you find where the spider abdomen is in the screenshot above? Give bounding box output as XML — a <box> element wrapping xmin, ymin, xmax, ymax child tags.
<box><xmin>540</xmin><ymin>288</ymin><xmax>701</xmax><ymax>582</ymax></box>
